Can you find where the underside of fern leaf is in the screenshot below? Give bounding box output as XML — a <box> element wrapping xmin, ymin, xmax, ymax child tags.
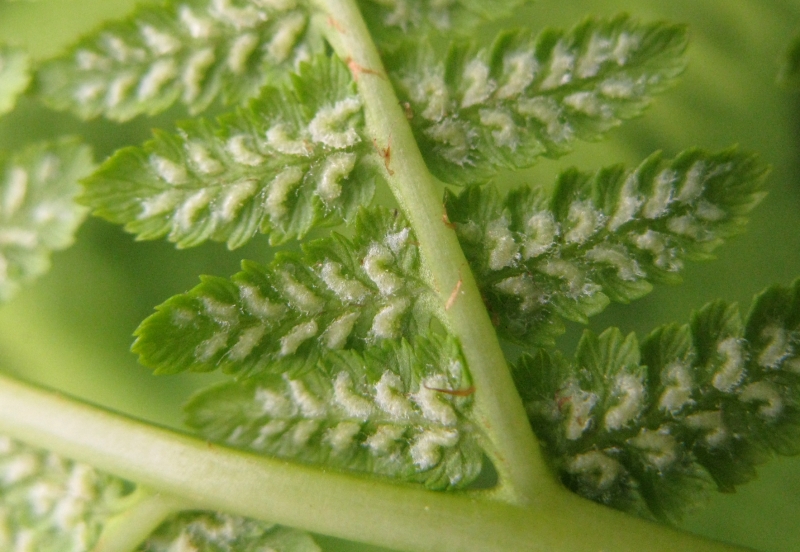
<box><xmin>447</xmin><ymin>148</ymin><xmax>767</xmax><ymax>347</ymax></box>
<box><xmin>35</xmin><ymin>0</ymin><xmax>322</xmax><ymax>121</ymax></box>
<box><xmin>390</xmin><ymin>15</ymin><xmax>688</xmax><ymax>184</ymax></box>
<box><xmin>0</xmin><ymin>139</ymin><xmax>93</xmax><ymax>301</ymax></box>
<box><xmin>82</xmin><ymin>54</ymin><xmax>380</xmax><ymax>248</ymax></box>
<box><xmin>516</xmin><ymin>279</ymin><xmax>800</xmax><ymax>522</ymax></box>
<box><xmin>0</xmin><ymin>44</ymin><xmax>30</xmax><ymax>116</ymax></box>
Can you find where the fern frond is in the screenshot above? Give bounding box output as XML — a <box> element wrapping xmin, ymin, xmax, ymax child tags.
<box><xmin>516</xmin><ymin>279</ymin><xmax>800</xmax><ymax>521</ymax></box>
<box><xmin>82</xmin><ymin>55</ymin><xmax>377</xmax><ymax>248</ymax></box>
<box><xmin>185</xmin><ymin>335</ymin><xmax>484</xmax><ymax>490</ymax></box>
<box><xmin>446</xmin><ymin>148</ymin><xmax>767</xmax><ymax>347</ymax></box>
<box><xmin>140</xmin><ymin>511</ymin><xmax>320</xmax><ymax>552</ymax></box>
<box><xmin>390</xmin><ymin>16</ymin><xmax>687</xmax><ymax>184</ymax></box>
<box><xmin>358</xmin><ymin>0</ymin><xmax>529</xmax><ymax>49</ymax></box>
<box><xmin>0</xmin><ymin>434</ymin><xmax>137</xmax><ymax>550</ymax></box>
<box><xmin>0</xmin><ymin>44</ymin><xmax>30</xmax><ymax>116</ymax></box>
<box><xmin>134</xmin><ymin>207</ymin><xmax>437</xmax><ymax>376</ymax></box>
<box><xmin>35</xmin><ymin>0</ymin><xmax>321</xmax><ymax>121</ymax></box>
<box><xmin>0</xmin><ymin>138</ymin><xmax>93</xmax><ymax>301</ymax></box>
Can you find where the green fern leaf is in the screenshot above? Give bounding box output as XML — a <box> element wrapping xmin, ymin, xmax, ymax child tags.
<box><xmin>446</xmin><ymin>148</ymin><xmax>767</xmax><ymax>347</ymax></box>
<box><xmin>390</xmin><ymin>16</ymin><xmax>687</xmax><ymax>184</ymax></box>
<box><xmin>82</xmin><ymin>55</ymin><xmax>377</xmax><ymax>248</ymax></box>
<box><xmin>185</xmin><ymin>335</ymin><xmax>484</xmax><ymax>490</ymax></box>
<box><xmin>140</xmin><ymin>511</ymin><xmax>320</xmax><ymax>552</ymax></box>
<box><xmin>0</xmin><ymin>44</ymin><xmax>31</xmax><ymax>116</ymax></box>
<box><xmin>516</xmin><ymin>279</ymin><xmax>800</xmax><ymax>521</ymax></box>
<box><xmin>358</xmin><ymin>0</ymin><xmax>529</xmax><ymax>49</ymax></box>
<box><xmin>133</xmin><ymin>207</ymin><xmax>437</xmax><ymax>376</ymax></box>
<box><xmin>35</xmin><ymin>0</ymin><xmax>321</xmax><ymax>121</ymax></box>
<box><xmin>0</xmin><ymin>139</ymin><xmax>93</xmax><ymax>301</ymax></box>
<box><xmin>0</xmin><ymin>434</ymin><xmax>137</xmax><ymax>551</ymax></box>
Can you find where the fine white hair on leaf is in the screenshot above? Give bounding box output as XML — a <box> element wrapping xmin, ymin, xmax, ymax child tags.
<box><xmin>324</xmin><ymin>421</ymin><xmax>361</xmax><ymax>453</ymax></box>
<box><xmin>411</xmin><ymin>376</ymin><xmax>458</xmax><ymax>427</ymax></box>
<box><xmin>238</xmin><ymin>283</ymin><xmax>286</xmax><ymax>319</ymax></box>
<box><xmin>567</xmin><ymin>450</ymin><xmax>622</xmax><ymax>490</ymax></box>
<box><xmin>279</xmin><ymin>320</ymin><xmax>318</xmax><ymax>356</ymax></box>
<box><xmin>496</xmin><ymin>51</ymin><xmax>537</xmax><ymax>99</ymax></box>
<box><xmin>2</xmin><ymin>452</ymin><xmax>39</xmax><ymax>484</ymax></box>
<box><xmin>523</xmin><ymin>211</ymin><xmax>558</xmax><ymax>259</ymax></box>
<box><xmin>28</xmin><ymin>481</ymin><xmax>60</xmax><ymax>517</ymax></box>
<box><xmin>374</xmin><ymin>372</ymin><xmax>413</xmax><ymax>419</ymax></box>
<box><xmin>613</xmin><ymin>32</ymin><xmax>640</xmax><ymax>66</ymax></box>
<box><xmin>210</xmin><ymin>0</ymin><xmax>266</xmax><ymax>29</ymax></box>
<box><xmin>139</xmin><ymin>24</ymin><xmax>181</xmax><ymax>56</ymax></box>
<box><xmin>278</xmin><ymin>270</ymin><xmax>324</xmax><ymax>314</ymax></box>
<box><xmin>308</xmin><ymin>97</ymin><xmax>362</xmax><ymax>149</ymax></box>
<box><xmin>138</xmin><ymin>190</ymin><xmax>183</xmax><ymax>220</ymax></box>
<box><xmin>539</xmin><ymin>259</ymin><xmax>584</xmax><ymax>296</ymax></box>
<box><xmin>540</xmin><ymin>40</ymin><xmax>575</xmax><ymax>90</ymax></box>
<box><xmin>658</xmin><ymin>362</ymin><xmax>695</xmax><ymax>415</ymax></box>
<box><xmin>286</xmin><ymin>377</ymin><xmax>326</xmax><ymax>417</ymax></box>
<box><xmin>564</xmin><ymin>200</ymin><xmax>602</xmax><ymax>245</ymax></box>
<box><xmin>739</xmin><ymin>381</ymin><xmax>784</xmax><ymax>419</ymax></box>
<box><xmin>695</xmin><ymin>200</ymin><xmax>726</xmax><ymax>222</ymax></box>
<box><xmin>676</xmin><ymin>161</ymin><xmax>707</xmax><ymax>203</ymax></box>
<box><xmin>758</xmin><ymin>326</ymin><xmax>792</xmax><ymax>369</ymax></box>
<box><xmin>628</xmin><ymin>427</ymin><xmax>678</xmax><ymax>472</ymax></box>
<box><xmin>266</xmin><ymin>124</ymin><xmax>312</xmax><ymax>156</ymax></box>
<box><xmin>684</xmin><ymin>410</ymin><xmax>727</xmax><ymax>448</ymax></box>
<box><xmin>365</xmin><ymin>424</ymin><xmax>405</xmax><ymax>456</ymax></box>
<box><xmin>0</xmin><ymin>229</ymin><xmax>37</xmax><ymax>249</ymax></box>
<box><xmin>254</xmin><ymin>0</ymin><xmax>298</xmax><ymax>10</ymax></box>
<box><xmin>174</xmin><ymin>189</ymin><xmax>213</xmax><ymax>231</ymax></box>
<box><xmin>75</xmin><ymin>49</ymin><xmax>111</xmax><ymax>71</ymax></box>
<box><xmin>333</xmin><ymin>372</ymin><xmax>373</xmax><ymax>418</ymax></box>
<box><xmin>3</xmin><ymin>167</ymin><xmax>27</xmax><ymax>217</ymax></box>
<box><xmin>604</xmin><ymin>373</ymin><xmax>646</xmax><ymax>431</ymax></box>
<box><xmin>607</xmin><ymin>173</ymin><xmax>642</xmax><ymax>231</ymax></box>
<box><xmin>479</xmin><ymin>109</ymin><xmax>519</xmax><ymax>151</ymax></box>
<box><xmin>317</xmin><ymin>152</ymin><xmax>357</xmax><ymax>204</ymax></box>
<box><xmin>226</xmin><ymin>135</ymin><xmax>264</xmax><ymax>166</ymax></box>
<box><xmin>384</xmin><ymin>228</ymin><xmax>410</xmax><ymax>254</ymax></box>
<box><xmin>106</xmin><ymin>73</ymin><xmax>137</xmax><ymax>108</ymax></box>
<box><xmin>599</xmin><ymin>76</ymin><xmax>637</xmax><ymax>99</ymax></box>
<box><xmin>363</xmin><ymin>243</ymin><xmax>403</xmax><ymax>296</ymax></box>
<box><xmin>150</xmin><ymin>155</ymin><xmax>188</xmax><ymax>185</ymax></box>
<box><xmin>227</xmin><ymin>32</ymin><xmax>259</xmax><ymax>74</ymax></box>
<box><xmin>495</xmin><ymin>274</ymin><xmax>540</xmax><ymax>312</ymax></box>
<box><xmin>65</xmin><ymin>464</ymin><xmax>97</xmax><ymax>500</ymax></box>
<box><xmin>485</xmin><ymin>217</ymin><xmax>520</xmax><ymax>270</ymax></box>
<box><xmin>265</xmin><ymin>166</ymin><xmax>304</xmax><ymax>221</ymax></box>
<box><xmin>75</xmin><ymin>82</ymin><xmax>105</xmax><ymax>104</ymax></box>
<box><xmin>409</xmin><ymin>428</ymin><xmax>459</xmax><ymax>470</ymax></box>
<box><xmin>137</xmin><ymin>59</ymin><xmax>177</xmax><ymax>100</ymax></box>
<box><xmin>405</xmin><ymin>72</ymin><xmax>450</xmax><ymax>122</ymax></box>
<box><xmin>370</xmin><ymin>297</ymin><xmax>410</xmax><ymax>339</ymax></box>
<box><xmin>194</xmin><ymin>331</ymin><xmax>229</xmax><ymax>362</ymax></box>
<box><xmin>290</xmin><ymin>419</ymin><xmax>320</xmax><ymax>447</ymax></box>
<box><xmin>712</xmin><ymin>337</ymin><xmax>746</xmax><ymax>393</ymax></box>
<box><xmin>179</xmin><ymin>6</ymin><xmax>214</xmax><ymax>40</ymax></box>
<box><xmin>424</xmin><ymin>119</ymin><xmax>472</xmax><ymax>165</ymax></box>
<box><xmin>255</xmin><ymin>387</ymin><xmax>294</xmax><ymax>417</ymax></box>
<box><xmin>577</xmin><ymin>33</ymin><xmax>613</xmax><ymax>78</ymax></box>
<box><xmin>516</xmin><ymin>97</ymin><xmax>573</xmax><ymax>143</ymax></box>
<box><xmin>666</xmin><ymin>214</ymin><xmax>699</xmax><ymax>239</ymax></box>
<box><xmin>219</xmin><ymin>180</ymin><xmax>257</xmax><ymax>221</ymax></box>
<box><xmin>585</xmin><ymin>245</ymin><xmax>644</xmax><ymax>282</ymax></box>
<box><xmin>642</xmin><ymin>169</ymin><xmax>676</xmax><ymax>219</ymax></box>
<box><xmin>563</xmin><ymin>91</ymin><xmax>608</xmax><ymax>118</ymax></box>
<box><xmin>252</xmin><ymin>420</ymin><xmax>288</xmax><ymax>448</ymax></box>
<box><xmin>227</xmin><ymin>324</ymin><xmax>266</xmax><ymax>360</ymax></box>
<box><xmin>267</xmin><ymin>12</ymin><xmax>306</xmax><ymax>63</ymax></box>
<box><xmin>321</xmin><ymin>311</ymin><xmax>360</xmax><ymax>350</ymax></box>
<box><xmin>185</xmin><ymin>141</ymin><xmax>223</xmax><ymax>176</ymax></box>
<box><xmin>319</xmin><ymin>261</ymin><xmax>369</xmax><ymax>304</ymax></box>
<box><xmin>561</xmin><ymin>380</ymin><xmax>598</xmax><ymax>440</ymax></box>
<box><xmin>201</xmin><ymin>296</ymin><xmax>238</xmax><ymax>325</ymax></box>
<box><xmin>104</xmin><ymin>34</ymin><xmax>145</xmax><ymax>63</ymax></box>
<box><xmin>182</xmin><ymin>48</ymin><xmax>215</xmax><ymax>102</ymax></box>
<box><xmin>460</xmin><ymin>59</ymin><xmax>495</xmax><ymax>109</ymax></box>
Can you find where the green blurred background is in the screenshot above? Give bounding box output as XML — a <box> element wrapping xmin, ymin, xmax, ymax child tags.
<box><xmin>1</xmin><ymin>0</ymin><xmax>799</xmax><ymax>550</ymax></box>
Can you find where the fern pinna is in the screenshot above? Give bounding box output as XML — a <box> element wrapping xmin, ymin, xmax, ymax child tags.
<box><xmin>0</xmin><ymin>1</ymin><xmax>796</xmax><ymax>551</ymax></box>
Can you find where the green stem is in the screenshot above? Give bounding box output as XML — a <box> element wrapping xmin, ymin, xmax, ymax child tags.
<box><xmin>0</xmin><ymin>374</ymin><xmax>754</xmax><ymax>552</ymax></box>
<box><xmin>93</xmin><ymin>489</ymin><xmax>189</xmax><ymax>552</ymax></box>
<box><xmin>312</xmin><ymin>0</ymin><xmax>558</xmax><ymax>506</ymax></box>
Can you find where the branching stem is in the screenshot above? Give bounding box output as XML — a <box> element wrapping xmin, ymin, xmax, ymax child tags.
<box><xmin>0</xmin><ymin>375</ymin><xmax>753</xmax><ymax>552</ymax></box>
<box><xmin>312</xmin><ymin>0</ymin><xmax>558</xmax><ymax>506</ymax></box>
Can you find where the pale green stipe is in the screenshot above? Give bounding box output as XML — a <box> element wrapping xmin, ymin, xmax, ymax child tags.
<box><xmin>0</xmin><ymin>375</ymin><xmax>755</xmax><ymax>552</ymax></box>
<box><xmin>311</xmin><ymin>0</ymin><xmax>560</xmax><ymax>506</ymax></box>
